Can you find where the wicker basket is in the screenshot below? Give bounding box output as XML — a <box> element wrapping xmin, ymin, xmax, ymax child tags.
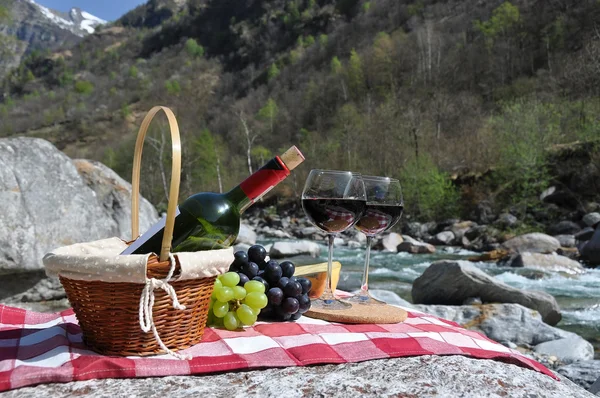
<box><xmin>59</xmin><ymin>106</ymin><xmax>217</xmax><ymax>357</ymax></box>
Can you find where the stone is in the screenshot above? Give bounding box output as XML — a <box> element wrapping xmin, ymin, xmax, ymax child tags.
<box><xmin>555</xmin><ymin>234</ymin><xmax>576</xmax><ymax>248</ymax></box>
<box><xmin>333</xmin><ymin>237</ymin><xmax>345</xmax><ymax>247</ymax></box>
<box><xmin>494</xmin><ymin>213</ymin><xmax>519</xmax><ymax>228</ymax></box>
<box><xmin>576</xmin><ymin>227</ymin><xmax>596</xmax><ymax>242</ymax></box>
<box><xmin>509</xmin><ymin>252</ymin><xmax>585</xmax><ymax>275</ymax></box>
<box><xmin>422</xmin><ymin>221</ymin><xmax>438</xmax><ymax>235</ymax></box>
<box><xmin>548</xmin><ymin>221</ymin><xmax>582</xmax><ymax>236</ymax></box>
<box><xmin>397</xmin><ymin>235</ymin><xmax>436</xmax><ymax>254</ymax></box>
<box><xmin>540</xmin><ymin>186</ymin><xmax>580</xmax><ymax>209</ymax></box>
<box><xmin>581</xmin><ymin>226</ymin><xmax>600</xmax><ymax>266</ymax></box>
<box><xmin>347</xmin><ymin>240</ymin><xmax>362</xmax><ymax>249</ymax></box>
<box><xmin>2</xmin><ymin>355</ymin><xmax>592</xmax><ymax>398</ymax></box>
<box><xmin>432</xmin><ymin>231</ymin><xmax>455</xmax><ymax>245</ymax></box>
<box><xmin>412</xmin><ymin>303</ymin><xmax>573</xmax><ymax>347</ymax></box>
<box><xmin>403</xmin><ymin>222</ymin><xmax>423</xmax><ymax>239</ymax></box>
<box><xmin>450</xmin><ymin>221</ymin><xmax>476</xmax><ymax>241</ymax></box>
<box><xmin>412</xmin><ymin>261</ymin><xmax>561</xmax><ymax>325</ymax></box>
<box><xmin>534</xmin><ymin>337</ymin><xmax>594</xmax><ymax>364</ymax></box>
<box><xmin>269</xmin><ymin>240</ymin><xmax>321</xmax><ymax>258</ymax></box>
<box><xmin>379</xmin><ymin>232</ymin><xmax>403</xmax><ymax>252</ymax></box>
<box><xmin>557</xmin><ymin>361</ymin><xmax>600</xmax><ymax>391</ymax></box>
<box><xmin>474</xmin><ymin>200</ymin><xmax>496</xmax><ymax>224</ymax></box>
<box><xmin>3</xmin><ymin>276</ymin><xmax>65</xmax><ymax>303</ymax></box>
<box><xmin>235</xmin><ymin>223</ymin><xmax>257</xmax><ymax>245</ymax></box>
<box><xmin>583</xmin><ymin>213</ymin><xmax>600</xmax><ymax>228</ymax></box>
<box><xmin>368</xmin><ymin>290</ymin><xmax>413</xmax><ymax>307</ymax></box>
<box><xmin>0</xmin><ymin>138</ymin><xmax>158</xmax><ymax>273</ymax></box>
<box><xmin>260</xmin><ymin>227</ymin><xmax>293</xmax><ymax>239</ymax></box>
<box><xmin>590</xmin><ymin>376</ymin><xmax>600</xmax><ymax>395</ymax></box>
<box><xmin>299</xmin><ymin>226</ymin><xmax>319</xmax><ymax>238</ymax></box>
<box><xmin>502</xmin><ymin>233</ymin><xmax>561</xmax><ymax>254</ymax></box>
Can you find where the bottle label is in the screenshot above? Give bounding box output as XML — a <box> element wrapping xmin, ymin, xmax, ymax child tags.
<box><xmin>239</xmin><ymin>157</ymin><xmax>290</xmax><ymax>203</ymax></box>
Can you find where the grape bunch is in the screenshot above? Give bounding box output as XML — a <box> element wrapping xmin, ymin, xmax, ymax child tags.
<box><xmin>229</xmin><ymin>244</ymin><xmax>312</xmax><ymax>321</ymax></box>
<box><xmin>208</xmin><ymin>272</ymin><xmax>268</xmax><ymax>331</ymax></box>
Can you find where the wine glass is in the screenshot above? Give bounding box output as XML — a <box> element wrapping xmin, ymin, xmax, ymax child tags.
<box><xmin>302</xmin><ymin>170</ymin><xmax>366</xmax><ymax>310</ymax></box>
<box><xmin>348</xmin><ymin>176</ymin><xmax>403</xmax><ymax>305</ymax></box>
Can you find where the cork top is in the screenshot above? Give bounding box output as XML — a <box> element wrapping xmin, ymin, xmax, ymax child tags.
<box><xmin>280</xmin><ymin>146</ymin><xmax>305</xmax><ymax>171</ymax></box>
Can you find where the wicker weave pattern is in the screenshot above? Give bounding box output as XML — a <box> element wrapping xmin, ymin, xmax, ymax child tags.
<box><xmin>60</xmin><ymin>256</ymin><xmax>216</xmax><ymax>356</ymax></box>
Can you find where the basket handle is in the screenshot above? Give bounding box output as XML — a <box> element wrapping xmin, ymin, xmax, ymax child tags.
<box><xmin>131</xmin><ymin>106</ymin><xmax>181</xmax><ymax>262</ymax></box>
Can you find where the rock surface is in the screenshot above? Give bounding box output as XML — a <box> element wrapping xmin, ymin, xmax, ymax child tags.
<box><xmin>557</xmin><ymin>361</ymin><xmax>600</xmax><ymax>390</ymax></box>
<box><xmin>548</xmin><ymin>221</ymin><xmax>582</xmax><ymax>236</ymax></box>
<box><xmin>412</xmin><ymin>261</ymin><xmax>561</xmax><ymax>325</ymax></box>
<box><xmin>0</xmin><ymin>138</ymin><xmax>157</xmax><ymax>273</ymax></box>
<box><xmin>535</xmin><ymin>338</ymin><xmax>595</xmax><ymax>364</ymax></box>
<box><xmin>269</xmin><ymin>240</ymin><xmax>321</xmax><ymax>258</ymax></box>
<box><xmin>378</xmin><ymin>232</ymin><xmax>403</xmax><ymax>252</ymax></box>
<box><xmin>583</xmin><ymin>213</ymin><xmax>600</xmax><ymax>228</ymax></box>
<box><xmin>235</xmin><ymin>223</ymin><xmax>257</xmax><ymax>245</ymax></box>
<box><xmin>2</xmin><ymin>355</ymin><xmax>593</xmax><ymax>398</ymax></box>
<box><xmin>555</xmin><ymin>234</ymin><xmax>577</xmax><ymax>248</ymax></box>
<box><xmin>581</xmin><ymin>226</ymin><xmax>600</xmax><ymax>265</ymax></box>
<box><xmin>397</xmin><ymin>235</ymin><xmax>436</xmax><ymax>254</ymax></box>
<box><xmin>509</xmin><ymin>252</ymin><xmax>585</xmax><ymax>274</ymax></box>
<box><xmin>502</xmin><ymin>233</ymin><xmax>561</xmax><ymax>254</ymax></box>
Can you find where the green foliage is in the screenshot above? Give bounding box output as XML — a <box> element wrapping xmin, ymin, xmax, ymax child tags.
<box><xmin>192</xmin><ymin>128</ymin><xmax>219</xmax><ymax>190</ymax></box>
<box><xmin>251</xmin><ymin>145</ymin><xmax>271</xmax><ymax>164</ymax></box>
<box><xmin>129</xmin><ymin>65</ymin><xmax>139</xmax><ymax>78</ymax></box>
<box><xmin>474</xmin><ymin>2</ymin><xmax>520</xmax><ymax>49</ymax></box>
<box><xmin>165</xmin><ymin>79</ymin><xmax>181</xmax><ymax>95</ymax></box>
<box><xmin>59</xmin><ymin>70</ymin><xmax>74</xmax><ymax>86</ymax></box>
<box><xmin>109</xmin><ymin>87</ymin><xmax>118</xmax><ymax>96</ymax></box>
<box><xmin>347</xmin><ymin>49</ymin><xmax>365</xmax><ymax>98</ymax></box>
<box><xmin>121</xmin><ymin>104</ymin><xmax>131</xmax><ymax>118</ymax></box>
<box><xmin>267</xmin><ymin>63</ymin><xmax>280</xmax><ymax>81</ymax></box>
<box><xmin>74</xmin><ymin>80</ymin><xmax>94</xmax><ymax>95</ymax></box>
<box><xmin>319</xmin><ymin>34</ymin><xmax>328</xmax><ymax>47</ymax></box>
<box><xmin>289</xmin><ymin>49</ymin><xmax>301</xmax><ymax>64</ymax></box>
<box><xmin>257</xmin><ymin>98</ymin><xmax>279</xmax><ymax>133</ymax></box>
<box><xmin>331</xmin><ymin>56</ymin><xmax>343</xmax><ymax>75</ymax></box>
<box><xmin>185</xmin><ymin>38</ymin><xmax>205</xmax><ymax>58</ymax></box>
<box><xmin>0</xmin><ymin>4</ymin><xmax>9</xmax><ymax>22</ymax></box>
<box><xmin>400</xmin><ymin>155</ymin><xmax>461</xmax><ymax>220</ymax></box>
<box><xmin>304</xmin><ymin>35</ymin><xmax>315</xmax><ymax>47</ymax></box>
<box><xmin>407</xmin><ymin>0</ymin><xmax>424</xmax><ymax>17</ymax></box>
<box><xmin>362</xmin><ymin>2</ymin><xmax>371</xmax><ymax>12</ymax></box>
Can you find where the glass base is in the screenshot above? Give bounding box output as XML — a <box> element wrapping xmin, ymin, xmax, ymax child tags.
<box><xmin>345</xmin><ymin>292</ymin><xmax>386</xmax><ymax>305</ymax></box>
<box><xmin>311</xmin><ymin>297</ymin><xmax>352</xmax><ymax>311</ymax></box>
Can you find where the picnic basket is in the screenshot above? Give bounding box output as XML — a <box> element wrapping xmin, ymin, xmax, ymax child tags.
<box><xmin>53</xmin><ymin>106</ymin><xmax>227</xmax><ymax>358</ymax></box>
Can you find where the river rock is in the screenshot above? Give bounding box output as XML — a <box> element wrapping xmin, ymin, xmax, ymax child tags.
<box><xmin>555</xmin><ymin>234</ymin><xmax>577</xmax><ymax>248</ymax></box>
<box><xmin>378</xmin><ymin>232</ymin><xmax>403</xmax><ymax>252</ymax></box>
<box><xmin>404</xmin><ymin>222</ymin><xmax>423</xmax><ymax>239</ymax></box>
<box><xmin>502</xmin><ymin>233</ymin><xmax>560</xmax><ymax>254</ymax></box>
<box><xmin>369</xmin><ymin>290</ymin><xmax>413</xmax><ymax>307</ymax></box>
<box><xmin>509</xmin><ymin>252</ymin><xmax>585</xmax><ymax>275</ymax></box>
<box><xmin>412</xmin><ymin>261</ymin><xmax>561</xmax><ymax>325</ymax></box>
<box><xmin>549</xmin><ymin>221</ymin><xmax>582</xmax><ymax>236</ymax></box>
<box><xmin>576</xmin><ymin>227</ymin><xmax>596</xmax><ymax>242</ymax></box>
<box><xmin>298</xmin><ymin>226</ymin><xmax>319</xmax><ymax>238</ymax></box>
<box><xmin>1</xmin><ymin>355</ymin><xmax>592</xmax><ymax>398</ymax></box>
<box><xmin>591</xmin><ymin>376</ymin><xmax>600</xmax><ymax>395</ymax></box>
<box><xmin>557</xmin><ymin>360</ymin><xmax>600</xmax><ymax>391</ymax></box>
<box><xmin>432</xmin><ymin>231</ymin><xmax>455</xmax><ymax>245</ymax></box>
<box><xmin>494</xmin><ymin>213</ymin><xmax>519</xmax><ymax>228</ymax></box>
<box><xmin>397</xmin><ymin>235</ymin><xmax>436</xmax><ymax>254</ymax></box>
<box><xmin>412</xmin><ymin>303</ymin><xmax>573</xmax><ymax>347</ymax></box>
<box><xmin>583</xmin><ymin>213</ymin><xmax>600</xmax><ymax>228</ymax></box>
<box><xmin>269</xmin><ymin>240</ymin><xmax>321</xmax><ymax>258</ymax></box>
<box><xmin>474</xmin><ymin>200</ymin><xmax>496</xmax><ymax>224</ymax></box>
<box><xmin>0</xmin><ymin>138</ymin><xmax>158</xmax><ymax>273</ymax></box>
<box><xmin>260</xmin><ymin>226</ymin><xmax>293</xmax><ymax>239</ymax></box>
<box><xmin>581</xmin><ymin>226</ymin><xmax>600</xmax><ymax>266</ymax></box>
<box><xmin>347</xmin><ymin>240</ymin><xmax>362</xmax><ymax>249</ymax></box>
<box><xmin>235</xmin><ymin>223</ymin><xmax>257</xmax><ymax>245</ymax></box>
<box><xmin>450</xmin><ymin>221</ymin><xmax>476</xmax><ymax>241</ymax></box>
<box><xmin>534</xmin><ymin>337</ymin><xmax>594</xmax><ymax>364</ymax></box>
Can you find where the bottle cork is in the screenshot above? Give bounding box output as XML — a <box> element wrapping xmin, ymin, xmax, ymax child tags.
<box><xmin>280</xmin><ymin>146</ymin><xmax>305</xmax><ymax>171</ymax></box>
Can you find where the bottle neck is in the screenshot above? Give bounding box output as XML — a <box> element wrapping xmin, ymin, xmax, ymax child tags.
<box><xmin>225</xmin><ymin>156</ymin><xmax>290</xmax><ymax>214</ymax></box>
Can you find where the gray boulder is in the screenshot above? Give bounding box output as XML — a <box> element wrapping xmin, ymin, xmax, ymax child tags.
<box><xmin>583</xmin><ymin>213</ymin><xmax>600</xmax><ymax>228</ymax></box>
<box><xmin>450</xmin><ymin>221</ymin><xmax>476</xmax><ymax>241</ymax></box>
<box><xmin>534</xmin><ymin>337</ymin><xmax>594</xmax><ymax>364</ymax></box>
<box><xmin>555</xmin><ymin>234</ymin><xmax>577</xmax><ymax>248</ymax></box>
<box><xmin>502</xmin><ymin>233</ymin><xmax>561</xmax><ymax>254</ymax></box>
<box><xmin>549</xmin><ymin>221</ymin><xmax>582</xmax><ymax>236</ymax></box>
<box><xmin>377</xmin><ymin>232</ymin><xmax>403</xmax><ymax>252</ymax></box>
<box><xmin>2</xmin><ymin>355</ymin><xmax>592</xmax><ymax>398</ymax></box>
<box><xmin>412</xmin><ymin>261</ymin><xmax>561</xmax><ymax>325</ymax></box>
<box><xmin>0</xmin><ymin>138</ymin><xmax>158</xmax><ymax>273</ymax></box>
<box><xmin>591</xmin><ymin>376</ymin><xmax>600</xmax><ymax>395</ymax></box>
<box><xmin>509</xmin><ymin>252</ymin><xmax>585</xmax><ymax>275</ymax></box>
<box><xmin>398</xmin><ymin>235</ymin><xmax>436</xmax><ymax>254</ymax></box>
<box><xmin>269</xmin><ymin>240</ymin><xmax>321</xmax><ymax>258</ymax></box>
<box><xmin>433</xmin><ymin>231</ymin><xmax>455</xmax><ymax>245</ymax></box>
<box><xmin>576</xmin><ymin>227</ymin><xmax>596</xmax><ymax>242</ymax></box>
<box><xmin>235</xmin><ymin>223</ymin><xmax>257</xmax><ymax>245</ymax></box>
<box><xmin>494</xmin><ymin>213</ymin><xmax>519</xmax><ymax>228</ymax></box>
<box><xmin>557</xmin><ymin>361</ymin><xmax>600</xmax><ymax>391</ymax></box>
<box><xmin>581</xmin><ymin>227</ymin><xmax>600</xmax><ymax>266</ymax></box>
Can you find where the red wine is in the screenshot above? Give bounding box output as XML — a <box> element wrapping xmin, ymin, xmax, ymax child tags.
<box><xmin>123</xmin><ymin>147</ymin><xmax>304</xmax><ymax>255</ymax></box>
<box><xmin>302</xmin><ymin>198</ymin><xmax>366</xmax><ymax>233</ymax></box>
<box><xmin>354</xmin><ymin>203</ymin><xmax>403</xmax><ymax>236</ymax></box>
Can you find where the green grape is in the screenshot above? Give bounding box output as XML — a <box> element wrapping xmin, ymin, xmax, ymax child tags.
<box><xmin>244</xmin><ymin>280</ymin><xmax>265</xmax><ymax>294</ymax></box>
<box><xmin>244</xmin><ymin>292</ymin><xmax>268</xmax><ymax>309</ymax></box>
<box><xmin>220</xmin><ymin>272</ymin><xmax>240</xmax><ymax>287</ymax></box>
<box><xmin>250</xmin><ymin>307</ymin><xmax>260</xmax><ymax>317</ymax></box>
<box><xmin>232</xmin><ymin>285</ymin><xmax>247</xmax><ymax>300</ymax></box>
<box><xmin>224</xmin><ymin>311</ymin><xmax>239</xmax><ymax>331</ymax></box>
<box><xmin>213</xmin><ymin>300</ymin><xmax>229</xmax><ymax>318</ymax></box>
<box><xmin>236</xmin><ymin>304</ymin><xmax>258</xmax><ymax>325</ymax></box>
<box><xmin>214</xmin><ymin>278</ymin><xmax>223</xmax><ymax>290</ymax></box>
<box><xmin>215</xmin><ymin>287</ymin><xmax>234</xmax><ymax>303</ymax></box>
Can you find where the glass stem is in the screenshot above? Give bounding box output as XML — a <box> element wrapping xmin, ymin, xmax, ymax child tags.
<box><xmin>322</xmin><ymin>234</ymin><xmax>335</xmax><ymax>300</ymax></box>
<box><xmin>359</xmin><ymin>236</ymin><xmax>373</xmax><ymax>298</ymax></box>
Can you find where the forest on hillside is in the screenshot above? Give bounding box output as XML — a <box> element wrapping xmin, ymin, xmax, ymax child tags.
<box><xmin>1</xmin><ymin>0</ymin><xmax>600</xmax><ymax>224</ymax></box>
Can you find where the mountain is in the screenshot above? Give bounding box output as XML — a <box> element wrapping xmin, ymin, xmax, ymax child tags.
<box><xmin>0</xmin><ymin>0</ymin><xmax>106</xmax><ymax>79</ymax></box>
<box><xmin>1</xmin><ymin>0</ymin><xmax>599</xmax><ymax>220</ymax></box>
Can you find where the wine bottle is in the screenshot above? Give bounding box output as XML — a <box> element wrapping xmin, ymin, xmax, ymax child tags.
<box><xmin>122</xmin><ymin>146</ymin><xmax>305</xmax><ymax>255</ymax></box>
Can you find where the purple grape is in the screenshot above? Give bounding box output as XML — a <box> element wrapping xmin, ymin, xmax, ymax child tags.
<box><xmin>237</xmin><ymin>273</ymin><xmax>250</xmax><ymax>286</ymax></box>
<box><xmin>248</xmin><ymin>245</ymin><xmax>267</xmax><ymax>264</ymax></box>
<box><xmin>290</xmin><ymin>311</ymin><xmax>302</xmax><ymax>320</ymax></box>
<box><xmin>297</xmin><ymin>278</ymin><xmax>312</xmax><ymax>295</ymax></box>
<box><xmin>297</xmin><ymin>294</ymin><xmax>311</xmax><ymax>313</ymax></box>
<box><xmin>277</xmin><ymin>277</ymin><xmax>290</xmax><ymax>289</ymax></box>
<box><xmin>289</xmin><ymin>276</ymin><xmax>298</xmax><ymax>284</ymax></box>
<box><xmin>230</xmin><ymin>251</ymin><xmax>248</xmax><ymax>272</ymax></box>
<box><xmin>241</xmin><ymin>262</ymin><xmax>259</xmax><ymax>278</ymax></box>
<box><xmin>280</xmin><ymin>261</ymin><xmax>295</xmax><ymax>278</ymax></box>
<box><xmin>275</xmin><ymin>306</ymin><xmax>292</xmax><ymax>321</ymax></box>
<box><xmin>252</xmin><ymin>276</ymin><xmax>270</xmax><ymax>291</ymax></box>
<box><xmin>259</xmin><ymin>305</ymin><xmax>274</xmax><ymax>320</ymax></box>
<box><xmin>264</xmin><ymin>261</ymin><xmax>283</xmax><ymax>283</ymax></box>
<box><xmin>283</xmin><ymin>281</ymin><xmax>302</xmax><ymax>297</ymax></box>
<box><xmin>267</xmin><ymin>287</ymin><xmax>284</xmax><ymax>306</ymax></box>
<box><xmin>282</xmin><ymin>297</ymin><xmax>300</xmax><ymax>314</ymax></box>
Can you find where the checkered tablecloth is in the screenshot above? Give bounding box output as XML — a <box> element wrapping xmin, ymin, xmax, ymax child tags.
<box><xmin>0</xmin><ymin>302</ymin><xmax>556</xmax><ymax>392</ymax></box>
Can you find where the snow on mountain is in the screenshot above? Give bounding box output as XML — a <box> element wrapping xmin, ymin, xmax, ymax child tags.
<box><xmin>25</xmin><ymin>0</ymin><xmax>107</xmax><ymax>36</ymax></box>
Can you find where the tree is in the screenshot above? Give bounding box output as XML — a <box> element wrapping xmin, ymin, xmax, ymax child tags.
<box><xmin>333</xmin><ymin>103</ymin><xmax>363</xmax><ymax>170</ymax></box>
<box><xmin>192</xmin><ymin>128</ymin><xmax>218</xmax><ymax>191</ymax></box>
<box><xmin>235</xmin><ymin>109</ymin><xmax>257</xmax><ymax>175</ymax></box>
<box><xmin>257</xmin><ymin>98</ymin><xmax>279</xmax><ymax>135</ymax></box>
<box><xmin>267</xmin><ymin>63</ymin><xmax>280</xmax><ymax>81</ymax></box>
<box><xmin>331</xmin><ymin>56</ymin><xmax>347</xmax><ymax>101</ymax></box>
<box><xmin>347</xmin><ymin>49</ymin><xmax>366</xmax><ymax>100</ymax></box>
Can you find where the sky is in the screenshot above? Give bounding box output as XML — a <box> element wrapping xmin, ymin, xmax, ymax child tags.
<box><xmin>35</xmin><ymin>0</ymin><xmax>147</xmax><ymax>21</ymax></box>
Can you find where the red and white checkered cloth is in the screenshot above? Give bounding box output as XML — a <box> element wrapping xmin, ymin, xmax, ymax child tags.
<box><xmin>0</xmin><ymin>302</ymin><xmax>556</xmax><ymax>392</ymax></box>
